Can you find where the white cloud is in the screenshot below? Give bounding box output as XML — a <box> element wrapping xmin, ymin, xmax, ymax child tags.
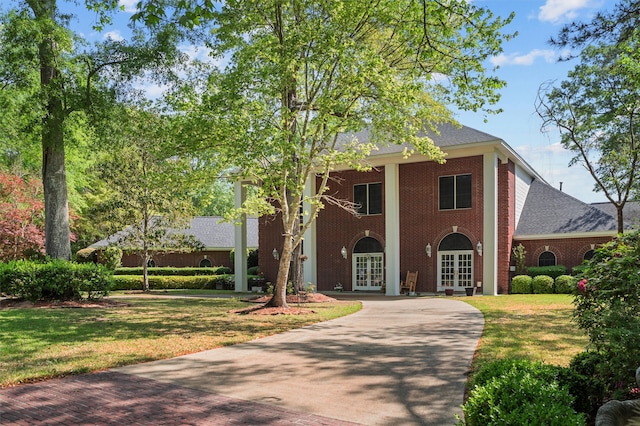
<box><xmin>538</xmin><ymin>0</ymin><xmax>593</xmax><ymax>23</ymax></box>
<box><xmin>118</xmin><ymin>0</ymin><xmax>139</xmax><ymax>14</ymax></box>
<box><xmin>103</xmin><ymin>30</ymin><xmax>125</xmax><ymax>41</ymax></box>
<box><xmin>490</xmin><ymin>49</ymin><xmax>557</xmax><ymax>67</ymax></box>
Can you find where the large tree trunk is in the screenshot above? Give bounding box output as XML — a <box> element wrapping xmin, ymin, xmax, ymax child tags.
<box><xmin>32</xmin><ymin>0</ymin><xmax>72</xmax><ymax>260</ymax></box>
<box><xmin>267</xmin><ymin>234</ymin><xmax>293</xmax><ymax>308</ymax></box>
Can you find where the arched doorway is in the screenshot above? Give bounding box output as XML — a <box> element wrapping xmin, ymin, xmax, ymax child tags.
<box><xmin>352</xmin><ymin>237</ymin><xmax>384</xmax><ymax>291</ymax></box>
<box><xmin>437</xmin><ymin>233</ymin><xmax>474</xmax><ymax>292</ymax></box>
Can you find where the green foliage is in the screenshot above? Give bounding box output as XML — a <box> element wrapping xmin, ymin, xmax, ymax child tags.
<box><xmin>267</xmin><ymin>281</ymin><xmax>294</xmax><ymax>295</ymax></box>
<box><xmin>114</xmin><ymin>266</ymin><xmax>231</xmax><ymax>276</ymax></box>
<box><xmin>0</xmin><ymin>259</ymin><xmax>112</xmax><ymax>301</ymax></box>
<box><xmin>537</xmin><ymin>37</ymin><xmax>640</xmax><ymax>233</ymax></box>
<box><xmin>527</xmin><ymin>265</ymin><xmax>567</xmax><ymax>279</ymax></box>
<box><xmin>555</xmin><ymin>275</ymin><xmax>576</xmax><ymax>294</ymax></box>
<box><xmin>247</xmin><ymin>266</ymin><xmax>259</xmax><ymax>275</ymax></box>
<box><xmin>512</xmin><ymin>243</ymin><xmax>527</xmax><ymax>275</ymax></box>
<box><xmin>111</xmin><ymin>274</ymin><xmax>234</xmax><ymax>291</ymax></box>
<box><xmin>510</xmin><ymin>275</ymin><xmax>532</xmax><ymax>294</ymax></box>
<box><xmin>178</xmin><ymin>0</ymin><xmax>515</xmax><ymax>305</ymax></box>
<box><xmin>532</xmin><ymin>275</ymin><xmax>554</xmax><ymax>294</ymax></box>
<box><xmin>75</xmin><ymin>247</ymin><xmax>97</xmax><ymax>263</ymax></box>
<box><xmin>460</xmin><ymin>359</ymin><xmax>585</xmax><ymax>426</ymax></box>
<box><xmin>571</xmin><ymin>264</ymin><xmax>588</xmax><ymax>276</ymax></box>
<box><xmin>102</xmin><ymin>246</ymin><xmax>123</xmax><ymax>270</ymax></box>
<box><xmin>558</xmin><ymin>351</ymin><xmax>608</xmax><ymax>421</ymax></box>
<box><xmin>572</xmin><ymin>230</ymin><xmax>640</xmax><ymax>399</ymax></box>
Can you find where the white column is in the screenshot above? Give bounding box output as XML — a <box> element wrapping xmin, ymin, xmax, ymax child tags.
<box><xmin>482</xmin><ymin>152</ymin><xmax>499</xmax><ymax>295</ymax></box>
<box><xmin>302</xmin><ymin>178</ymin><xmax>317</xmax><ymax>286</ymax></box>
<box><xmin>385</xmin><ymin>163</ymin><xmax>400</xmax><ymax>296</ymax></box>
<box><xmin>234</xmin><ymin>181</ymin><xmax>248</xmax><ymax>292</ymax></box>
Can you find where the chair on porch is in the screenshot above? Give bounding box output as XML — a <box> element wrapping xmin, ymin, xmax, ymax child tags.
<box><xmin>400</xmin><ymin>271</ymin><xmax>418</xmax><ymax>294</ymax></box>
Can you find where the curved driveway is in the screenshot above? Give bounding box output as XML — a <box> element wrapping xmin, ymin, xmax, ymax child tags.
<box><xmin>117</xmin><ymin>297</ymin><xmax>483</xmax><ymax>425</ymax></box>
<box><xmin>0</xmin><ymin>297</ymin><xmax>483</xmax><ymax>425</ymax></box>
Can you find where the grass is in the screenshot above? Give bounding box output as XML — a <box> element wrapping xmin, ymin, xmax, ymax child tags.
<box><xmin>0</xmin><ymin>296</ymin><xmax>361</xmax><ymax>388</ymax></box>
<box><xmin>460</xmin><ymin>294</ymin><xmax>589</xmax><ymax>373</ymax></box>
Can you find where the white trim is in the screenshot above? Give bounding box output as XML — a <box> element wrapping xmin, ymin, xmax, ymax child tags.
<box><xmin>234</xmin><ymin>182</ymin><xmax>248</xmax><ymax>292</ymax></box>
<box><xmin>482</xmin><ymin>152</ymin><xmax>498</xmax><ymax>295</ymax></box>
<box><xmin>385</xmin><ymin>164</ymin><xmax>400</xmax><ymax>295</ymax></box>
<box><xmin>303</xmin><ymin>179</ymin><xmax>317</xmax><ymax>286</ymax></box>
<box><xmin>514</xmin><ymin>231</ymin><xmax>617</xmax><ymax>240</ymax></box>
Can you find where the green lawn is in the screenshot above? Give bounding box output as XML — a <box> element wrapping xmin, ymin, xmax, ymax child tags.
<box><xmin>0</xmin><ymin>293</ymin><xmax>587</xmax><ymax>388</ymax></box>
<box><xmin>0</xmin><ymin>297</ymin><xmax>361</xmax><ymax>387</ymax></box>
<box><xmin>461</xmin><ymin>294</ymin><xmax>589</xmax><ymax>373</ymax></box>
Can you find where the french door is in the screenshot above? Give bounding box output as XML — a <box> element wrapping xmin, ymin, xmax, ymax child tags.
<box><xmin>353</xmin><ymin>253</ymin><xmax>384</xmax><ymax>291</ymax></box>
<box><xmin>438</xmin><ymin>250</ymin><xmax>473</xmax><ymax>291</ymax></box>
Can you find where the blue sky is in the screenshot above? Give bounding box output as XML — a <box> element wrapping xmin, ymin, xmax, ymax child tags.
<box><xmin>15</xmin><ymin>0</ymin><xmax>614</xmax><ymax>204</ymax></box>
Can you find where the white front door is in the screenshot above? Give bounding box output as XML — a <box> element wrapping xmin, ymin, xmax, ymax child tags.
<box><xmin>353</xmin><ymin>253</ymin><xmax>384</xmax><ymax>290</ymax></box>
<box><xmin>438</xmin><ymin>250</ymin><xmax>473</xmax><ymax>291</ymax></box>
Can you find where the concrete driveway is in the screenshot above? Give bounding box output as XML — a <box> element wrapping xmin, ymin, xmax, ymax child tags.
<box><xmin>114</xmin><ymin>297</ymin><xmax>483</xmax><ymax>425</ymax></box>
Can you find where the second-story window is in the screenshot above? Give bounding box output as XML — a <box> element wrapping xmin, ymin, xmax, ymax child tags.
<box><xmin>439</xmin><ymin>174</ymin><xmax>472</xmax><ymax>210</ymax></box>
<box><xmin>354</xmin><ymin>182</ymin><xmax>382</xmax><ymax>215</ymax></box>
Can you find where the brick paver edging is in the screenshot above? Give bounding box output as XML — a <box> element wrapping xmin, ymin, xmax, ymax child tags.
<box><xmin>0</xmin><ymin>371</ymin><xmax>360</xmax><ymax>425</ymax></box>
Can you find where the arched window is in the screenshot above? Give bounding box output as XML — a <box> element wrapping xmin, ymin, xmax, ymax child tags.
<box><xmin>439</xmin><ymin>233</ymin><xmax>473</xmax><ymax>251</ymax></box>
<box><xmin>147</xmin><ymin>259</ymin><xmax>156</xmax><ymax>267</ymax></box>
<box><xmin>538</xmin><ymin>251</ymin><xmax>556</xmax><ymax>267</ymax></box>
<box><xmin>583</xmin><ymin>250</ymin><xmax>595</xmax><ymax>261</ymax></box>
<box><xmin>199</xmin><ymin>258</ymin><xmax>212</xmax><ymax>267</ymax></box>
<box><xmin>353</xmin><ymin>237</ymin><xmax>383</xmax><ymax>253</ymax></box>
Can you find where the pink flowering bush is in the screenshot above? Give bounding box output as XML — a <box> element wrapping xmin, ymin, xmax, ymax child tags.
<box><xmin>573</xmin><ymin>230</ymin><xmax>640</xmax><ymax>400</ymax></box>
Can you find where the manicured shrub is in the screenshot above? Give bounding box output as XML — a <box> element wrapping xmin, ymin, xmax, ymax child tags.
<box><xmin>75</xmin><ymin>247</ymin><xmax>97</xmax><ymax>263</ymax></box>
<box><xmin>0</xmin><ymin>260</ymin><xmax>113</xmax><ymax>301</ymax></box>
<box><xmin>247</xmin><ymin>266</ymin><xmax>259</xmax><ymax>275</ymax></box>
<box><xmin>461</xmin><ymin>360</ymin><xmax>585</xmax><ymax>426</ymax></box>
<box><xmin>532</xmin><ymin>275</ymin><xmax>554</xmax><ymax>294</ymax></box>
<box><xmin>111</xmin><ymin>274</ymin><xmax>235</xmax><ymax>291</ymax></box>
<box><xmin>114</xmin><ymin>267</ymin><xmax>230</xmax><ymax>276</ymax></box>
<box><xmin>510</xmin><ymin>275</ymin><xmax>532</xmax><ymax>294</ymax></box>
<box><xmin>554</xmin><ymin>275</ymin><xmax>575</xmax><ymax>294</ymax></box>
<box><xmin>571</xmin><ymin>264</ymin><xmax>588</xmax><ymax>276</ymax></box>
<box><xmin>573</xmin><ymin>230</ymin><xmax>640</xmax><ymax>399</ymax></box>
<box><xmin>527</xmin><ymin>265</ymin><xmax>567</xmax><ymax>279</ymax></box>
<box><xmin>102</xmin><ymin>246</ymin><xmax>123</xmax><ymax>270</ymax></box>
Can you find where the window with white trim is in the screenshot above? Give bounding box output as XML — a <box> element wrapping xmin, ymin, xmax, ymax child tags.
<box><xmin>354</xmin><ymin>182</ymin><xmax>382</xmax><ymax>215</ymax></box>
<box><xmin>439</xmin><ymin>174</ymin><xmax>472</xmax><ymax>210</ymax></box>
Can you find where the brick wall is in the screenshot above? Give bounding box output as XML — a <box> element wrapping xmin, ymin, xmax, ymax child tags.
<box><xmin>398</xmin><ymin>156</ymin><xmax>484</xmax><ymax>293</ymax></box>
<box><xmin>514</xmin><ymin>236</ymin><xmax>613</xmax><ymax>274</ymax></box>
<box><xmin>315</xmin><ymin>169</ymin><xmax>386</xmax><ymax>291</ymax></box>
<box><xmin>497</xmin><ymin>160</ymin><xmax>516</xmax><ymax>294</ymax></box>
<box><xmin>118</xmin><ymin>250</ymin><xmax>234</xmax><ymax>268</ymax></box>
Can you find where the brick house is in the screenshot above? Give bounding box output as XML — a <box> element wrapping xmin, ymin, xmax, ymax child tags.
<box><xmin>91</xmin><ymin>216</ymin><xmax>258</xmax><ymax>269</ymax></box>
<box><xmin>234</xmin><ymin>123</ymin><xmax>628</xmax><ymax>295</ymax></box>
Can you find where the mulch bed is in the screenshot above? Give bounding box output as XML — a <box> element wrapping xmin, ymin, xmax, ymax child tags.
<box><xmin>233</xmin><ymin>292</ymin><xmax>339</xmax><ymax>315</ymax></box>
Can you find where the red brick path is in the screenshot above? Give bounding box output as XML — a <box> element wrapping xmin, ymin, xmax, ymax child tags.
<box><xmin>0</xmin><ymin>371</ymin><xmax>360</xmax><ymax>425</ymax></box>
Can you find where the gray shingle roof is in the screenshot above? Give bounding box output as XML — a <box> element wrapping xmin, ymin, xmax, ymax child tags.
<box><xmin>591</xmin><ymin>201</ymin><xmax>640</xmax><ymax>229</ymax></box>
<box><xmin>515</xmin><ymin>180</ymin><xmax>617</xmax><ymax>236</ymax></box>
<box><xmin>90</xmin><ymin>216</ymin><xmax>258</xmax><ymax>249</ymax></box>
<box><xmin>337</xmin><ymin>122</ymin><xmax>501</xmax><ymax>155</ymax></box>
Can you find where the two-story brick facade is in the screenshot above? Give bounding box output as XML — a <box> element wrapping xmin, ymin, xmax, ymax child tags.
<box><xmin>233</xmin><ymin>124</ymin><xmax>621</xmax><ymax>295</ymax></box>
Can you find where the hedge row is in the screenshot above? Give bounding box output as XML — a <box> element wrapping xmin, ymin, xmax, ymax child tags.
<box><xmin>511</xmin><ymin>274</ymin><xmax>575</xmax><ymax>294</ymax></box>
<box><xmin>0</xmin><ymin>260</ymin><xmax>113</xmax><ymax>301</ymax></box>
<box><xmin>114</xmin><ymin>266</ymin><xmax>232</xmax><ymax>276</ymax></box>
<box><xmin>111</xmin><ymin>274</ymin><xmax>235</xmax><ymax>291</ymax></box>
<box><xmin>526</xmin><ymin>265</ymin><xmax>567</xmax><ymax>279</ymax></box>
